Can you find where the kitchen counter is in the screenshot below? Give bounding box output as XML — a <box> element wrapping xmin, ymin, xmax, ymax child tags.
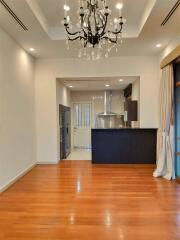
<box><xmin>91</xmin><ymin>128</ymin><xmax>157</xmax><ymax>164</ymax></box>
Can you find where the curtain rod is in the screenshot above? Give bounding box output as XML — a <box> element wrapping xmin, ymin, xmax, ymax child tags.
<box><xmin>160</xmin><ymin>45</ymin><xmax>180</xmax><ymax>69</ymax></box>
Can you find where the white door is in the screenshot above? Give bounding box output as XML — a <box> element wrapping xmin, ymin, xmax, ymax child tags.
<box><xmin>73</xmin><ymin>102</ymin><xmax>92</xmax><ymax>149</ymax></box>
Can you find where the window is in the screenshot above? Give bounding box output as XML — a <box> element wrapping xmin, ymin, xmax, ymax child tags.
<box><xmin>74</xmin><ymin>103</ymin><xmax>91</xmax><ymax>128</ymax></box>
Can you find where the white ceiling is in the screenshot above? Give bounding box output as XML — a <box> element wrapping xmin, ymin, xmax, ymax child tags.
<box><xmin>36</xmin><ymin>0</ymin><xmax>149</xmax><ymax>38</ymax></box>
<box><xmin>58</xmin><ymin>76</ymin><xmax>139</xmax><ymax>91</ymax></box>
<box><xmin>0</xmin><ymin>0</ymin><xmax>179</xmax><ymax>58</ymax></box>
<box><xmin>36</xmin><ymin>0</ymin><xmax>147</xmax><ymax>28</ymax></box>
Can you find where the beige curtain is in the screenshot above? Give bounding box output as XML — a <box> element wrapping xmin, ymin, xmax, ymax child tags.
<box><xmin>153</xmin><ymin>64</ymin><xmax>175</xmax><ymax>180</ymax></box>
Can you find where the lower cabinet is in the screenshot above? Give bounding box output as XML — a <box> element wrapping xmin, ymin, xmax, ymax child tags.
<box><xmin>92</xmin><ymin>129</ymin><xmax>157</xmax><ymax>164</ymax></box>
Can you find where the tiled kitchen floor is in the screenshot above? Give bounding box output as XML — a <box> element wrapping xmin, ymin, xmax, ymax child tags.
<box><xmin>65</xmin><ymin>148</ymin><xmax>91</xmax><ymax>160</ymax></box>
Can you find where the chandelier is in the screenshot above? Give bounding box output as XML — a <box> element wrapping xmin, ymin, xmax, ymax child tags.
<box><xmin>63</xmin><ymin>0</ymin><xmax>126</xmax><ymax>59</ymax></box>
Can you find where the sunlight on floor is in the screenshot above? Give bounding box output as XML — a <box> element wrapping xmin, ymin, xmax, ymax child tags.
<box><xmin>65</xmin><ymin>148</ymin><xmax>91</xmax><ymax>160</ymax></box>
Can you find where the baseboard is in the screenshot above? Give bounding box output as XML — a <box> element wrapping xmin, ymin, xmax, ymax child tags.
<box><xmin>0</xmin><ymin>163</ymin><xmax>37</xmax><ymax>193</ymax></box>
<box><xmin>37</xmin><ymin>161</ymin><xmax>59</xmax><ymax>165</ymax></box>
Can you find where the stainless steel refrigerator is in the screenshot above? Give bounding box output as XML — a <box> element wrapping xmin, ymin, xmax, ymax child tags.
<box><xmin>59</xmin><ymin>105</ymin><xmax>71</xmax><ymax>159</ymax></box>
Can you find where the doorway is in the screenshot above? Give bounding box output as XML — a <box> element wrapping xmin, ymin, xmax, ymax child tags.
<box><xmin>73</xmin><ymin>102</ymin><xmax>92</xmax><ymax>149</ymax></box>
<box><xmin>59</xmin><ymin>105</ymin><xmax>71</xmax><ymax>159</ymax></box>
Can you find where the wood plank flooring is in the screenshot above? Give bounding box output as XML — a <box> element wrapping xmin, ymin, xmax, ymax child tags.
<box><xmin>0</xmin><ymin>161</ymin><xmax>180</xmax><ymax>240</ymax></box>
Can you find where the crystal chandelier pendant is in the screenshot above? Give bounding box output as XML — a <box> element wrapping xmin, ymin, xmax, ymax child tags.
<box><xmin>66</xmin><ymin>39</ymin><xmax>70</xmax><ymax>50</ymax></box>
<box><xmin>78</xmin><ymin>49</ymin><xmax>82</xmax><ymax>58</ymax></box>
<box><xmin>63</xmin><ymin>0</ymin><xmax>126</xmax><ymax>58</ymax></box>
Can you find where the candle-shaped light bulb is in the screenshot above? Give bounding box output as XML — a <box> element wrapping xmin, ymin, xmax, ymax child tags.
<box><xmin>116</xmin><ymin>3</ymin><xmax>123</xmax><ymax>16</ymax></box>
<box><xmin>80</xmin><ymin>0</ymin><xmax>83</xmax><ymax>7</ymax></box>
<box><xmin>63</xmin><ymin>4</ymin><xmax>70</xmax><ymax>17</ymax></box>
<box><xmin>114</xmin><ymin>18</ymin><xmax>118</xmax><ymax>30</ymax></box>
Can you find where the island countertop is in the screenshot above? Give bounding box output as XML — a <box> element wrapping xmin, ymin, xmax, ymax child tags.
<box><xmin>91</xmin><ymin>128</ymin><xmax>157</xmax><ymax>164</ymax></box>
<box><xmin>92</xmin><ymin>128</ymin><xmax>157</xmax><ymax>130</ymax></box>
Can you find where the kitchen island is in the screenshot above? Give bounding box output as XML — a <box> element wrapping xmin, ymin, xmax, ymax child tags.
<box><xmin>91</xmin><ymin>128</ymin><xmax>157</xmax><ymax>164</ymax></box>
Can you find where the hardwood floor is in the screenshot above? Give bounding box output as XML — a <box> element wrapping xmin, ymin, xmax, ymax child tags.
<box><xmin>0</xmin><ymin>161</ymin><xmax>180</xmax><ymax>240</ymax></box>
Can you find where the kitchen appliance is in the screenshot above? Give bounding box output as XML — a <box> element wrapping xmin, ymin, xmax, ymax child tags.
<box><xmin>95</xmin><ymin>90</ymin><xmax>124</xmax><ymax>128</ymax></box>
<box><xmin>59</xmin><ymin>105</ymin><xmax>71</xmax><ymax>159</ymax></box>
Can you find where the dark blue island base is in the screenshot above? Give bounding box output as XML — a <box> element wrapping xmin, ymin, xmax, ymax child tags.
<box><xmin>91</xmin><ymin>128</ymin><xmax>157</xmax><ymax>164</ymax></box>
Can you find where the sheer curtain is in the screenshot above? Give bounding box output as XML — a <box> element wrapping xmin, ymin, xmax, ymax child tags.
<box><xmin>153</xmin><ymin>64</ymin><xmax>175</xmax><ymax>180</ymax></box>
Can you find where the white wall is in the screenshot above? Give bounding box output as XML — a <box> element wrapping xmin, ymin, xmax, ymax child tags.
<box><xmin>35</xmin><ymin>56</ymin><xmax>159</xmax><ymax>163</ymax></box>
<box><xmin>56</xmin><ymin>80</ymin><xmax>71</xmax><ymax>161</ymax></box>
<box><xmin>0</xmin><ymin>27</ymin><xmax>36</xmax><ymax>191</ymax></box>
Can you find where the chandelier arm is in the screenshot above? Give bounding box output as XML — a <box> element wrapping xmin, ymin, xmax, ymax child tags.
<box><xmin>81</xmin><ymin>13</ymin><xmax>89</xmax><ymax>36</ymax></box>
<box><xmin>65</xmin><ymin>25</ymin><xmax>80</xmax><ymax>36</ymax></box>
<box><xmin>107</xmin><ymin>38</ymin><xmax>117</xmax><ymax>44</ymax></box>
<box><xmin>99</xmin><ymin>11</ymin><xmax>106</xmax><ymax>24</ymax></box>
<box><xmin>99</xmin><ymin>14</ymin><xmax>108</xmax><ymax>37</ymax></box>
<box><xmin>82</xmin><ymin>27</ymin><xmax>88</xmax><ymax>38</ymax></box>
<box><xmin>95</xmin><ymin>12</ymin><xmax>104</xmax><ymax>32</ymax></box>
<box><xmin>87</xmin><ymin>8</ymin><xmax>92</xmax><ymax>33</ymax></box>
<box><xmin>68</xmin><ymin>36</ymin><xmax>81</xmax><ymax>41</ymax></box>
<box><xmin>84</xmin><ymin>40</ymin><xmax>88</xmax><ymax>47</ymax></box>
<box><xmin>102</xmin><ymin>36</ymin><xmax>117</xmax><ymax>44</ymax></box>
<box><xmin>98</xmin><ymin>15</ymin><xmax>105</xmax><ymax>30</ymax></box>
<box><xmin>111</xmin><ymin>24</ymin><xmax>123</xmax><ymax>35</ymax></box>
<box><xmin>93</xmin><ymin>6</ymin><xmax>98</xmax><ymax>34</ymax></box>
<box><xmin>82</xmin><ymin>15</ymin><xmax>90</xmax><ymax>34</ymax></box>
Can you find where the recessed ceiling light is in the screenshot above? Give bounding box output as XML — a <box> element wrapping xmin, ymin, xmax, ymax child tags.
<box><xmin>69</xmin><ymin>85</ymin><xmax>73</xmax><ymax>88</ymax></box>
<box><xmin>119</xmin><ymin>79</ymin><xmax>124</xmax><ymax>82</ymax></box>
<box><xmin>116</xmin><ymin>3</ymin><xmax>123</xmax><ymax>9</ymax></box>
<box><xmin>156</xmin><ymin>44</ymin><xmax>162</xmax><ymax>48</ymax></box>
<box><xmin>29</xmin><ymin>48</ymin><xmax>35</xmax><ymax>52</ymax></box>
<box><xmin>105</xmin><ymin>84</ymin><xmax>110</xmax><ymax>87</ymax></box>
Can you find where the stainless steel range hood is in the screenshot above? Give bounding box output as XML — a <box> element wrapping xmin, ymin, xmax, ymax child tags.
<box><xmin>98</xmin><ymin>90</ymin><xmax>117</xmax><ymax>116</ymax></box>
